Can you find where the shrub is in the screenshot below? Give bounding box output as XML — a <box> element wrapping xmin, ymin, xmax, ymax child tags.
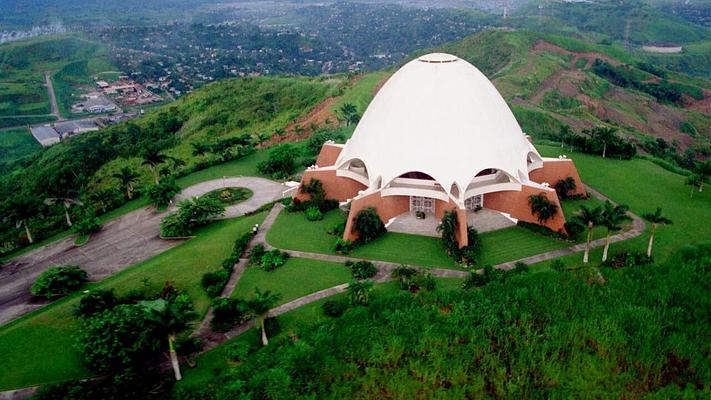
<box><xmin>211</xmin><ymin>297</ymin><xmax>249</xmax><ymax>332</ymax></box>
<box><xmin>518</xmin><ymin>221</ymin><xmax>565</xmax><ymax>239</ymax></box>
<box><xmin>353</xmin><ymin>208</ymin><xmax>385</xmax><ymax>244</ymax></box>
<box><xmin>322</xmin><ymin>300</ymin><xmax>348</xmax><ymax>317</ymax></box>
<box><xmin>202</xmin><ymin>269</ymin><xmax>231</xmax><ymax>298</ymax></box>
<box><xmin>550</xmin><ymin>259</ymin><xmax>565</xmax><ymax>272</ymax></box>
<box><xmin>72</xmin><ymin>214</ymin><xmax>102</xmax><ymax>236</ymax></box>
<box><xmin>327</xmin><ymin>221</ymin><xmax>345</xmax><ymax>236</ymax></box>
<box><xmin>438</xmin><ymin>212</ymin><xmax>482</xmax><ymax>265</ymax></box>
<box><xmin>305</xmin><ymin>206</ymin><xmax>323</xmax><ymax>221</ymax></box>
<box><xmin>248</xmin><ymin>244</ymin><xmax>267</xmax><ymax>265</ymax></box>
<box><xmin>348</xmin><ymin>279</ymin><xmax>373</xmax><ymax>306</ymax></box>
<box><xmin>31</xmin><ymin>265</ymin><xmax>88</xmax><ymax>299</ymax></box>
<box><xmin>260</xmin><ymin>249</ymin><xmax>290</xmax><ymax>271</ymax></box>
<box><xmin>391</xmin><ymin>266</ymin><xmax>437</xmax><ymax>292</ymax></box>
<box><xmin>335</xmin><ymin>238</ymin><xmax>354</xmax><ymax>254</ymax></box>
<box><xmin>74</xmin><ymin>289</ymin><xmax>118</xmax><ymax>318</ymax></box>
<box><xmin>145</xmin><ymin>177</ymin><xmax>180</xmax><ymax>207</ymax></box>
<box><xmin>225</xmin><ymin>341</ymin><xmax>251</xmax><ymax>362</ymax></box>
<box><xmin>514</xmin><ymin>262</ymin><xmax>529</xmax><ymax>273</ymax></box>
<box><xmin>346</xmin><ymin>260</ymin><xmax>377</xmax><ymax>280</ymax></box>
<box><xmin>603</xmin><ymin>250</ymin><xmax>652</xmax><ymax>269</ymax></box>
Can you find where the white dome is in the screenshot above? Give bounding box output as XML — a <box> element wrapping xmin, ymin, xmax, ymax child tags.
<box><xmin>335</xmin><ymin>53</ymin><xmax>538</xmax><ymax>197</ymax></box>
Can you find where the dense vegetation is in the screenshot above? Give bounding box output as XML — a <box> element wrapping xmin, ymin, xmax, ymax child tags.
<box><xmin>176</xmin><ymin>246</ymin><xmax>711</xmax><ymax>398</ymax></box>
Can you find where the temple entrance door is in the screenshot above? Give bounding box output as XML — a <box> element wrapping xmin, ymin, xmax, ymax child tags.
<box><xmin>465</xmin><ymin>195</ymin><xmax>483</xmax><ymax>210</ymax></box>
<box><xmin>410</xmin><ymin>196</ymin><xmax>434</xmax><ymax>213</ymax></box>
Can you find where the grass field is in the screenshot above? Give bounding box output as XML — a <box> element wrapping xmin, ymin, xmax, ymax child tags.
<box><xmin>331</xmin><ymin>71</ymin><xmax>390</xmax><ymax>115</ymax></box>
<box><xmin>0</xmin><ymin>212</ymin><xmax>266</xmax><ymax>391</ymax></box>
<box><xmin>266</xmin><ymin>209</ymin><xmax>575</xmax><ymax>269</ymax></box>
<box><xmin>538</xmin><ymin>144</ymin><xmax>711</xmax><ymax>265</ymax></box>
<box><xmin>0</xmin><ymin>128</ymin><xmax>40</xmax><ymax>164</ymax></box>
<box><xmin>232</xmin><ymin>257</ymin><xmax>351</xmax><ymax>305</ymax></box>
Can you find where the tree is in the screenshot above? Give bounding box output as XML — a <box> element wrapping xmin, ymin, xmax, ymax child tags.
<box><xmin>145</xmin><ymin>177</ymin><xmax>180</xmax><ymax>207</ymax></box>
<box><xmin>247</xmin><ymin>288</ymin><xmax>281</xmax><ymax>346</ymax></box>
<box><xmin>44</xmin><ymin>196</ymin><xmax>83</xmax><ymax>227</ymax></box>
<box><xmin>141</xmin><ymin>147</ymin><xmax>168</xmax><ymax>184</ymax></box>
<box><xmin>257</xmin><ymin>144</ymin><xmax>301</xmax><ymax>179</ymax></box>
<box><xmin>112</xmin><ymin>167</ymin><xmax>140</xmax><ymax>200</ymax></box>
<box><xmin>572</xmin><ymin>205</ymin><xmax>603</xmax><ymax>263</ymax></box>
<box><xmin>528</xmin><ymin>193</ymin><xmax>559</xmax><ymax>224</ymax></box>
<box><xmin>642</xmin><ymin>208</ymin><xmax>672</xmax><ymax>258</ymax></box>
<box><xmin>600</xmin><ymin>201</ymin><xmax>631</xmax><ymax>262</ymax></box>
<box><xmin>141</xmin><ymin>297</ymin><xmax>195</xmax><ymax>381</ymax></box>
<box><xmin>339</xmin><ymin>103</ymin><xmax>360</xmax><ymax>126</ymax></box>
<box><xmin>554</xmin><ymin>177</ymin><xmax>577</xmax><ymax>199</ymax></box>
<box><xmin>7</xmin><ymin>197</ymin><xmax>39</xmax><ymax>243</ymax></box>
<box><xmin>353</xmin><ymin>208</ymin><xmax>386</xmax><ymax>244</ymax></box>
<box><xmin>590</xmin><ymin>126</ymin><xmax>617</xmax><ymax>158</ymax></box>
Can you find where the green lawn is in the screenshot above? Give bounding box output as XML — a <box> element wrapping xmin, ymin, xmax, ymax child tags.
<box><xmin>267</xmin><ymin>209</ymin><xmax>573</xmax><ymax>269</ymax></box>
<box><xmin>0</xmin><ymin>128</ymin><xmax>41</xmax><ymax>164</ymax></box>
<box><xmin>232</xmin><ymin>257</ymin><xmax>351</xmax><ymax>305</ymax></box>
<box><xmin>0</xmin><ymin>212</ymin><xmax>266</xmax><ymax>391</ymax></box>
<box><xmin>538</xmin><ymin>144</ymin><xmax>711</xmax><ymax>264</ymax></box>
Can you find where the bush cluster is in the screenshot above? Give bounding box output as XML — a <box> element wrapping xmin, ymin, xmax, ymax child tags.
<box><xmin>305</xmin><ymin>206</ymin><xmax>323</xmax><ymax>221</ymax></box>
<box><xmin>211</xmin><ymin>297</ymin><xmax>249</xmax><ymax>332</ymax></box>
<box><xmin>391</xmin><ymin>266</ymin><xmax>436</xmax><ymax>292</ymax></box>
<box><xmin>346</xmin><ymin>260</ymin><xmax>378</xmax><ymax>280</ymax></box>
<box><xmin>462</xmin><ymin>264</ymin><xmax>528</xmax><ymax>289</ymax></box>
<box><xmin>335</xmin><ymin>238</ymin><xmax>354</xmax><ymax>254</ymax></box>
<box><xmin>202</xmin><ymin>231</ymin><xmax>254</xmax><ymax>298</ymax></box>
<box><xmin>322</xmin><ymin>300</ymin><xmax>348</xmax><ymax>317</ymax></box>
<box><xmin>603</xmin><ymin>250</ymin><xmax>652</xmax><ymax>269</ymax></box>
<box><xmin>352</xmin><ymin>207</ymin><xmax>386</xmax><ymax>244</ymax></box>
<box><xmin>248</xmin><ymin>245</ymin><xmax>290</xmax><ymax>271</ymax></box>
<box><xmin>31</xmin><ymin>265</ymin><xmax>89</xmax><ymax>299</ymax></box>
<box><xmin>160</xmin><ymin>196</ymin><xmax>225</xmax><ymax>237</ymax></box>
<box><xmin>438</xmin><ymin>211</ymin><xmax>482</xmax><ymax>265</ymax></box>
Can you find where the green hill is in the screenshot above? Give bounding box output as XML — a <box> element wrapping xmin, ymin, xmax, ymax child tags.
<box><xmin>430</xmin><ymin>30</ymin><xmax>711</xmax><ymax>165</ymax></box>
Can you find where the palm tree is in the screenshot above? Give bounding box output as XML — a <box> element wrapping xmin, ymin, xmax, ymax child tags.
<box><xmin>247</xmin><ymin>288</ymin><xmax>281</xmax><ymax>346</ymax></box>
<box><xmin>642</xmin><ymin>208</ymin><xmax>672</xmax><ymax>258</ymax></box>
<box><xmin>191</xmin><ymin>142</ymin><xmax>210</xmax><ymax>158</ymax></box>
<box><xmin>141</xmin><ymin>299</ymin><xmax>193</xmax><ymax>381</ymax></box>
<box><xmin>528</xmin><ymin>193</ymin><xmax>559</xmax><ymax>224</ymax></box>
<box><xmin>7</xmin><ymin>197</ymin><xmax>38</xmax><ymax>243</ymax></box>
<box><xmin>44</xmin><ymin>196</ymin><xmax>83</xmax><ymax>227</ymax></box>
<box><xmin>141</xmin><ymin>148</ymin><xmax>168</xmax><ymax>184</ymax></box>
<box><xmin>600</xmin><ymin>201</ymin><xmax>631</xmax><ymax>262</ymax></box>
<box><xmin>554</xmin><ymin>177</ymin><xmax>577</xmax><ymax>199</ymax></box>
<box><xmin>112</xmin><ymin>166</ymin><xmax>140</xmax><ymax>200</ymax></box>
<box><xmin>572</xmin><ymin>205</ymin><xmax>603</xmax><ymax>263</ymax></box>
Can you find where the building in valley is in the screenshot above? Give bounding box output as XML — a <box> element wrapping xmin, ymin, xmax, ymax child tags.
<box><xmin>297</xmin><ymin>53</ymin><xmax>585</xmax><ymax>246</ymax></box>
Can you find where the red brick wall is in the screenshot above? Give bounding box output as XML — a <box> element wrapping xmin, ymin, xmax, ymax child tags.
<box><xmin>296</xmin><ymin>169</ymin><xmax>366</xmax><ymax>202</ymax></box>
<box><xmin>343</xmin><ymin>192</ymin><xmax>409</xmax><ymax>243</ymax></box>
<box><xmin>484</xmin><ymin>185</ymin><xmax>566</xmax><ymax>232</ymax></box>
<box><xmin>315</xmin><ymin>143</ymin><xmax>343</xmax><ymax>167</ymax></box>
<box><xmin>529</xmin><ymin>159</ymin><xmax>586</xmax><ymax>196</ymax></box>
<box><xmin>435</xmin><ymin>198</ymin><xmax>468</xmax><ymax>247</ymax></box>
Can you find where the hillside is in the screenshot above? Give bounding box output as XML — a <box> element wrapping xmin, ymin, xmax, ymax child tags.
<box><xmin>430</xmin><ymin>30</ymin><xmax>711</xmax><ymax>164</ymax></box>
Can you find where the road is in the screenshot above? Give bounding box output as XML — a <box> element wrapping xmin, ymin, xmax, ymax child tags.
<box><xmin>0</xmin><ymin>177</ymin><xmax>288</xmax><ymax>326</ymax></box>
<box><xmin>43</xmin><ymin>71</ymin><xmax>63</xmax><ymax>121</ymax></box>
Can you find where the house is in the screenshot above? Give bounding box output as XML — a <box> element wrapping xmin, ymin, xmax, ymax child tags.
<box><xmin>297</xmin><ymin>53</ymin><xmax>585</xmax><ymax>246</ymax></box>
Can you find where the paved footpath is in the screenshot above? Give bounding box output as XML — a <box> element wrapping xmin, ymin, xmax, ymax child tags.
<box><xmin>0</xmin><ymin>177</ymin><xmax>288</xmax><ymax>326</ymax></box>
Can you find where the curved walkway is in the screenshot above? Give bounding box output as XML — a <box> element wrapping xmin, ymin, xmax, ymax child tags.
<box><xmin>173</xmin><ymin>177</ymin><xmax>287</xmax><ymax>219</ymax></box>
<box><xmin>0</xmin><ymin>178</ymin><xmax>288</xmax><ymax>326</ymax></box>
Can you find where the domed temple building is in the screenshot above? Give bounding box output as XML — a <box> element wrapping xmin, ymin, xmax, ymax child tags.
<box><xmin>297</xmin><ymin>53</ymin><xmax>585</xmax><ymax>247</ymax></box>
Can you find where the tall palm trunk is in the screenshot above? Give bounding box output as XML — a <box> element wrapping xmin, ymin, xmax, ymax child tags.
<box><xmin>127</xmin><ymin>186</ymin><xmax>133</xmax><ymax>200</ymax></box>
<box><xmin>583</xmin><ymin>221</ymin><xmax>593</xmax><ymax>263</ymax></box>
<box><xmin>168</xmin><ymin>334</ymin><xmax>182</xmax><ymax>381</ymax></box>
<box><xmin>602</xmin><ymin>231</ymin><xmax>611</xmax><ymax>262</ymax></box>
<box><xmin>64</xmin><ymin>206</ymin><xmax>72</xmax><ymax>227</ymax></box>
<box><xmin>647</xmin><ymin>223</ymin><xmax>657</xmax><ymax>258</ymax></box>
<box><xmin>260</xmin><ymin>318</ymin><xmax>268</xmax><ymax>346</ymax></box>
<box><xmin>602</xmin><ymin>142</ymin><xmax>607</xmax><ymax>158</ymax></box>
<box><xmin>24</xmin><ymin>221</ymin><xmax>33</xmax><ymax>244</ymax></box>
